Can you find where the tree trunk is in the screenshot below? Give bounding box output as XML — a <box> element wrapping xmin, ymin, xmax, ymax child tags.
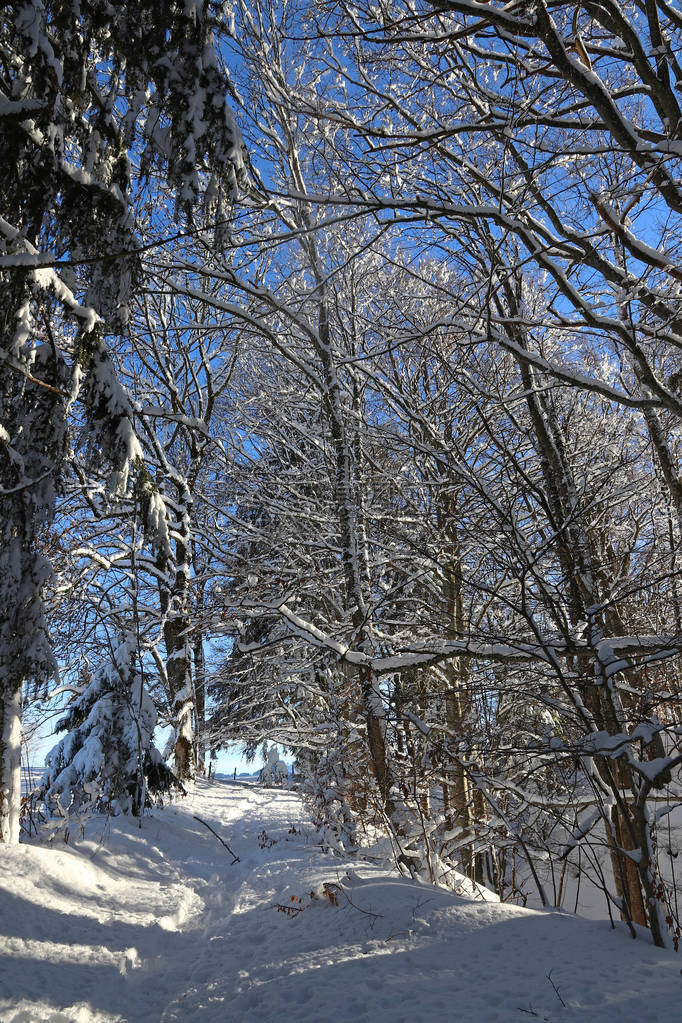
<box><xmin>442</xmin><ymin>553</ymin><xmax>485</xmax><ymax>882</ymax></box>
<box><xmin>158</xmin><ymin>486</ymin><xmax>196</xmax><ymax>781</ymax></box>
<box><xmin>311</xmin><ymin>238</ymin><xmax>394</xmax><ymax>819</ymax></box>
<box><xmin>0</xmin><ymin>686</ymin><xmax>22</xmax><ymax>845</ymax></box>
<box><xmin>160</xmin><ymin>580</ymin><xmax>194</xmax><ymax>780</ymax></box>
<box><xmin>193</xmin><ymin>634</ymin><xmax>206</xmax><ymax>775</ymax></box>
<box><xmin>516</xmin><ymin>352</ymin><xmax>662</xmax><ymax>940</ymax></box>
<box><xmin>610</xmin><ymin>804</ymin><xmax>648</xmax><ymax>927</ymax></box>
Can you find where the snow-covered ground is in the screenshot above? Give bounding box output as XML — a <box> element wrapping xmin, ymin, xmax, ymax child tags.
<box><xmin>1</xmin><ymin>780</ymin><xmax>680</xmax><ymax>1022</ymax></box>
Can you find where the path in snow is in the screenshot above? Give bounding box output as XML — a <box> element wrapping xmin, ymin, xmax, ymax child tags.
<box><xmin>1</xmin><ymin>779</ymin><xmax>681</xmax><ymax>1022</ymax></box>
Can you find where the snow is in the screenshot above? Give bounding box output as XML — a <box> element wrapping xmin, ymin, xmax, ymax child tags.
<box><xmin>2</xmin><ymin>780</ymin><xmax>681</xmax><ymax>1021</ymax></box>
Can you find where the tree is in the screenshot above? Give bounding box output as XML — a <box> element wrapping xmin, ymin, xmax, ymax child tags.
<box><xmin>164</xmin><ymin>0</ymin><xmax>405</xmax><ymax>830</ymax></box>
<box><xmin>0</xmin><ymin>0</ymin><xmax>245</xmax><ymax>844</ymax></box>
<box><xmin>9</xmin><ymin>0</ymin><xmax>681</xmax><ymax>954</ymax></box>
<box><xmin>178</xmin><ymin>0</ymin><xmax>682</xmax><ymax>943</ymax></box>
<box><xmin>126</xmin><ymin>284</ymin><xmax>239</xmax><ymax>779</ymax></box>
<box><xmin>41</xmin><ymin>632</ymin><xmax>157</xmax><ymax>820</ymax></box>
<box><xmin>290</xmin><ymin>0</ymin><xmax>682</xmax><ymax>942</ymax></box>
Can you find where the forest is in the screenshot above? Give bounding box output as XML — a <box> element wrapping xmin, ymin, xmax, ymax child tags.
<box><xmin>2</xmin><ymin>0</ymin><xmax>682</xmax><ymax>965</ymax></box>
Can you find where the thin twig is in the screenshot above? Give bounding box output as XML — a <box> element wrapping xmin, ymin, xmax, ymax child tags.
<box><xmin>330</xmin><ymin>884</ymin><xmax>384</xmax><ymax>928</ymax></box>
<box><xmin>274</xmin><ymin>902</ymin><xmax>305</xmax><ymax>916</ymax></box>
<box><xmin>546</xmin><ymin>970</ymin><xmax>566</xmax><ymax>1008</ymax></box>
<box><xmin>193</xmin><ymin>814</ymin><xmax>240</xmax><ymax>864</ymax></box>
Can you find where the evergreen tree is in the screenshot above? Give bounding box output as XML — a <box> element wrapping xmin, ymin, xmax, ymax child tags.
<box><xmin>41</xmin><ymin>633</ymin><xmax>157</xmax><ymax>818</ymax></box>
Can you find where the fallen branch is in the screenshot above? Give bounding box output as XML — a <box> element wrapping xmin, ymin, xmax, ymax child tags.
<box><xmin>193</xmin><ymin>815</ymin><xmax>240</xmax><ymax>864</ymax></box>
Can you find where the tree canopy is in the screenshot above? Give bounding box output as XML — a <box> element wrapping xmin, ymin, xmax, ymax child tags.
<box><xmin>3</xmin><ymin>0</ymin><xmax>682</xmax><ymax>951</ymax></box>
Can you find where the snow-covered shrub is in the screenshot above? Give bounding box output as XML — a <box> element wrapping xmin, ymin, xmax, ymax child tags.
<box><xmin>259</xmin><ymin>744</ymin><xmax>290</xmax><ymax>787</ymax></box>
<box><xmin>41</xmin><ymin>633</ymin><xmax>161</xmax><ymax>817</ymax></box>
<box><xmin>296</xmin><ymin>745</ymin><xmax>358</xmax><ymax>853</ymax></box>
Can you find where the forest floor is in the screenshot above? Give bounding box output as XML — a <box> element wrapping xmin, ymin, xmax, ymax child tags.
<box><xmin>1</xmin><ymin>779</ymin><xmax>681</xmax><ymax>1022</ymax></box>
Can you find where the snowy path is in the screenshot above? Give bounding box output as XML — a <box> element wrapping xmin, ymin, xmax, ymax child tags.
<box><xmin>1</xmin><ymin>780</ymin><xmax>681</xmax><ymax>1022</ymax></box>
